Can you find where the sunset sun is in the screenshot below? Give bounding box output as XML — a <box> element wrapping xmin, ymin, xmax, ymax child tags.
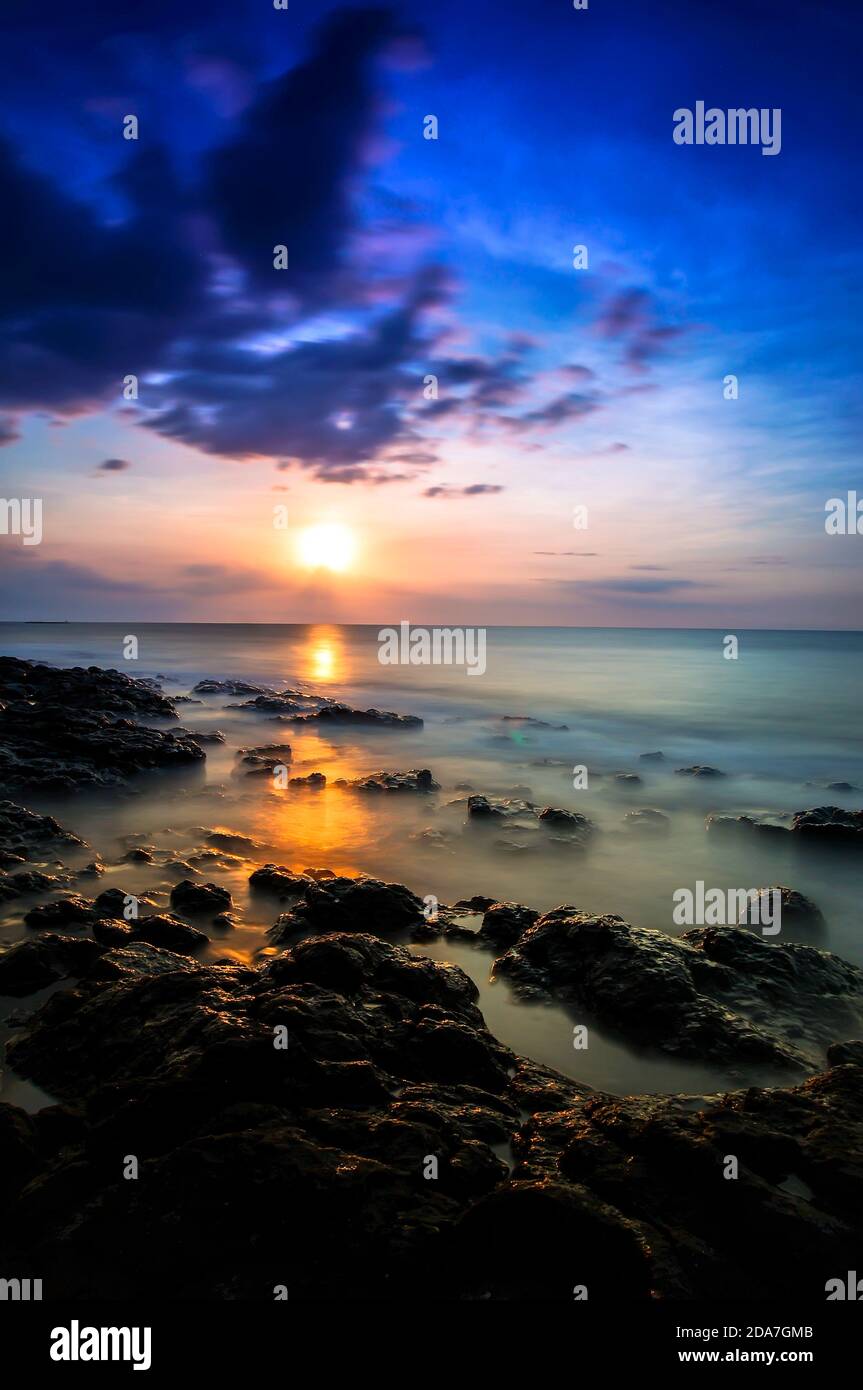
<box><xmin>296</xmin><ymin>523</ymin><xmax>357</xmax><ymax>574</ymax></box>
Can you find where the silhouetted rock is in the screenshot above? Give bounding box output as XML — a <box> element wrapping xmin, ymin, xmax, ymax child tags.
<box><xmin>169</xmin><ymin>880</ymin><xmax>232</xmax><ymax>915</ymax></box>
<box><xmin>345</xmin><ymin>768</ymin><xmax>439</xmax><ymax>793</ymax></box>
<box><xmin>623</xmin><ymin>808</ymin><xmax>670</xmax><ymax>833</ymax></box>
<box><xmin>675</xmin><ymin>765</ymin><xmax>726</xmax><ymax>778</ymax></box>
<box><xmin>478</xmin><ymin>902</ymin><xmax>539</xmax><ymax>947</ymax></box>
<box><xmin>290</xmin><ymin>703</ymin><xmax>423</xmax><ymax>729</ymax></box>
<box><xmin>269</xmin><ymin>876</ymin><xmax>425</xmax><ymax>942</ymax></box>
<box><xmin>791</xmin><ymin>806</ymin><xmax>863</xmax><ymax>846</ymax></box>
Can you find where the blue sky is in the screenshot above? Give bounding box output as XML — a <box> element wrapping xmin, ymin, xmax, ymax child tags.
<box><xmin>0</xmin><ymin>0</ymin><xmax>860</xmax><ymax>624</ymax></box>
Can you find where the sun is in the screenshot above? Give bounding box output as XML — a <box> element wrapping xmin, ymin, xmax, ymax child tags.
<box><xmin>296</xmin><ymin>523</ymin><xmax>357</xmax><ymax>574</ymax></box>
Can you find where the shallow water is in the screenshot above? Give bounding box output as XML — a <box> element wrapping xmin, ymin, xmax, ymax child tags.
<box><xmin>2</xmin><ymin>622</ymin><xmax>862</xmax><ymax>1101</ymax></box>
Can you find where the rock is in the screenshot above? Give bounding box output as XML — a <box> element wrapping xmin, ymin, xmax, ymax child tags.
<box><xmin>0</xmin><ymin>869</ymin><xmax>68</xmax><ymax>901</ymax></box>
<box><xmin>3</xmin><ymin>910</ymin><xmax>863</xmax><ymax>1301</ymax></box>
<box><xmin>790</xmin><ymin>806</ymin><xmax>863</xmax><ymax>846</ymax></box>
<box><xmin>169</xmin><ymin>880</ymin><xmax>232</xmax><ymax>915</ymax></box>
<box><xmin>290</xmin><ymin>704</ymin><xmax>423</xmax><ymax>729</ymax></box>
<box><xmin>0</xmin><ymin>934</ymin><xmax>105</xmax><ymax>995</ymax></box>
<box><xmin>123</xmin><ymin>847</ymin><xmax>155</xmax><ymax>863</ymax></box>
<box><xmin>249</xmin><ymin>864</ymin><xmax>312</xmax><ymax>900</ymax></box>
<box><xmin>737</xmin><ymin>886</ymin><xmax>825</xmax><ymax>930</ymax></box>
<box><xmin>269</xmin><ymin>876</ymin><xmax>426</xmax><ymax>943</ymax></box>
<box><xmin>0</xmin><ymin>659</ymin><xmax>205</xmax><ymax>791</ymax></box>
<box><xmin>78</xmin><ymin>861</ymin><xmax>104</xmax><ymax>877</ymax></box>
<box><xmin>478</xmin><ymin>903</ymin><xmax>539</xmax><ymax>947</ymax></box>
<box><xmin>538</xmin><ymin>807</ymin><xmax>595</xmax><ymax>841</ymax></box>
<box><xmin>499</xmin><ymin>716</ymin><xmax>569</xmax><ymax>731</ymax></box>
<box><xmin>639</xmin><ymin>751</ymin><xmax>665</xmax><ymax>762</ymax></box>
<box><xmin>302</xmin><ymin>868</ymin><xmax>336</xmax><ymax>882</ymax></box>
<box><xmin>467</xmin><ymin>794</ymin><xmax>504</xmax><ymax>819</ymax></box>
<box><xmin>623</xmin><ymin>808</ymin><xmax>670</xmax><ymax>833</ymax></box>
<box><xmin>0</xmin><ymin>801</ymin><xmax>84</xmax><ymax>859</ymax></box>
<box><xmin>289</xmin><ymin>772</ymin><xmax>326</xmax><ymax>789</ymax></box>
<box><xmin>675</xmin><ymin>765</ymin><xmax>726</xmax><ymax>778</ymax></box>
<box><xmin>613</xmin><ymin>773</ymin><xmax>642</xmax><ymax>786</ymax></box>
<box><xmin>206</xmin><ymin>831</ymin><xmax>263</xmax><ymax>855</ymax></box>
<box><xmin>344</xmin><ymin>769</ymin><xmax>439</xmax><ymax>793</ymax></box>
<box><xmin>192</xmin><ymin>680</ymin><xmax>273</xmax><ymax>696</ymax></box>
<box><xmin>133</xmin><ymin>914</ymin><xmax>209</xmax><ymax>954</ymax></box>
<box><xmin>826</xmin><ymin>1040</ymin><xmax>863</xmax><ymax>1066</ymax></box>
<box><xmin>494</xmin><ymin>910</ymin><xmax>863</xmax><ymax>1071</ymax></box>
<box><xmin>92</xmin><ymin>918</ymin><xmax>135</xmax><ymax>947</ymax></box>
<box><xmin>174</xmin><ymin>728</ymin><xmax>226</xmax><ymax>745</ymax></box>
<box><xmin>24</xmin><ymin>895</ymin><xmax>100</xmax><ymax>931</ymax></box>
<box><xmin>454</xmin><ymin>896</ymin><xmax>497</xmax><ymax>912</ymax></box>
<box><xmin>706</xmin><ymin>813</ymin><xmax>759</xmax><ymax>835</ymax></box>
<box><xmin>94</xmin><ymin>887</ymin><xmax>157</xmax><ymax>919</ymax></box>
<box><xmin>826</xmin><ymin>781</ymin><xmax>856</xmax><ymax>793</ymax></box>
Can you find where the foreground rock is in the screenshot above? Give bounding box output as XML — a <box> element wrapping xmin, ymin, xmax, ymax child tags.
<box><xmin>1</xmin><ymin>930</ymin><xmax>861</xmax><ymax>1299</ymax></box>
<box><xmin>0</xmin><ymin>659</ymin><xmax>205</xmax><ymax>791</ymax></box>
<box><xmin>791</xmin><ymin>805</ymin><xmax>863</xmax><ymax>846</ymax></box>
<box><xmin>0</xmin><ymin>801</ymin><xmax>84</xmax><ymax>866</ymax></box>
<box><xmin>270</xmin><ymin>876</ymin><xmax>426</xmax><ymax>942</ymax></box>
<box><xmin>493</xmin><ymin>910</ymin><xmax>863</xmax><ymax>1072</ymax></box>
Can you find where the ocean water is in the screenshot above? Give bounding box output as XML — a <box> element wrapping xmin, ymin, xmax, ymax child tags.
<box><xmin>2</xmin><ymin>622</ymin><xmax>862</xmax><ymax>1100</ymax></box>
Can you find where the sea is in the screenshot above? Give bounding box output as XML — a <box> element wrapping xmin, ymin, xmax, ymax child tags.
<box><xmin>1</xmin><ymin>622</ymin><xmax>862</xmax><ymax>1102</ymax></box>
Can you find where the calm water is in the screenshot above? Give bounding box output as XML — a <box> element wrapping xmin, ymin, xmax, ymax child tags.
<box><xmin>2</xmin><ymin>623</ymin><xmax>862</xmax><ymax>1100</ymax></box>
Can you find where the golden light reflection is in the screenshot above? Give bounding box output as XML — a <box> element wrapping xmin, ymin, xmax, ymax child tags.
<box><xmin>303</xmin><ymin>625</ymin><xmax>347</xmax><ymax>683</ymax></box>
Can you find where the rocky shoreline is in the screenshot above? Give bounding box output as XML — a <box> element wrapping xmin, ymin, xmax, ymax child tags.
<box><xmin>1</xmin><ymin>659</ymin><xmax>861</xmax><ymax>1300</ymax></box>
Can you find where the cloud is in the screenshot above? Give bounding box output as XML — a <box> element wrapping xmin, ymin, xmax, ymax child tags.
<box><xmin>534</xmin><ymin>550</ymin><xmax>598</xmax><ymax>556</ymax></box>
<box><xmin>98</xmin><ymin>457</ymin><xmax>132</xmax><ymax>472</ymax></box>
<box><xmin>580</xmin><ymin>577</ymin><xmax>702</xmax><ymax>595</ymax></box>
<box><xmin>0</xmin><ymin>414</ymin><xmax>20</xmax><ymax>446</ymax></box>
<box><xmin>594</xmin><ymin>286</ymin><xmax>688</xmax><ymax>373</ymax></box>
<box><xmin>423</xmin><ymin>483</ymin><xmax>504</xmax><ymax>498</ymax></box>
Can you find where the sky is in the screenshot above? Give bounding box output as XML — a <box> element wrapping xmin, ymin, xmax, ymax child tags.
<box><xmin>0</xmin><ymin>0</ymin><xmax>861</xmax><ymax>626</ymax></box>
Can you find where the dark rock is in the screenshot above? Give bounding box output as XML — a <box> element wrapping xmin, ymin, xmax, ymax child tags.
<box><xmin>206</xmin><ymin>831</ymin><xmax>263</xmax><ymax>855</ymax></box>
<box><xmin>0</xmin><ymin>659</ymin><xmax>205</xmax><ymax>791</ymax></box>
<box><xmin>123</xmin><ymin>847</ymin><xmax>155</xmax><ymax>863</ymax></box>
<box><xmin>538</xmin><ymin>807</ymin><xmax>595</xmax><ymax>840</ymax></box>
<box><xmin>639</xmin><ymin>751</ymin><xmax>665</xmax><ymax>762</ymax></box>
<box><xmin>344</xmin><ymin>768</ymin><xmax>439</xmax><ymax>794</ymax></box>
<box><xmin>675</xmin><ymin>765</ymin><xmax>726</xmax><ymax>778</ymax></box>
<box><xmin>0</xmin><ymin>933</ymin><xmax>105</xmax><ymax>995</ymax></box>
<box><xmin>289</xmin><ymin>772</ymin><xmax>327</xmax><ymax>789</ymax></box>
<box><xmin>613</xmin><ymin>773</ymin><xmax>642</xmax><ymax>786</ymax></box>
<box><xmin>249</xmin><ymin>864</ymin><xmax>312</xmax><ymax>900</ymax></box>
<box><xmin>791</xmin><ymin>806</ymin><xmax>863</xmax><ymax>846</ymax></box>
<box><xmin>192</xmin><ymin>680</ymin><xmax>273</xmax><ymax>696</ymax></box>
<box><xmin>826</xmin><ymin>1040</ymin><xmax>863</xmax><ymax>1067</ymax></box>
<box><xmin>737</xmin><ymin>886</ymin><xmax>825</xmax><ymax>930</ymax></box>
<box><xmin>269</xmin><ymin>876</ymin><xmax>426</xmax><ymax>943</ymax></box>
<box><xmin>494</xmin><ymin>909</ymin><xmax>863</xmax><ymax>1071</ymax></box>
<box><xmin>467</xmin><ymin>794</ymin><xmax>504</xmax><ymax>819</ymax></box>
<box><xmin>94</xmin><ymin>887</ymin><xmax>157</xmax><ymax>920</ymax></box>
<box><xmin>0</xmin><ymin>801</ymin><xmax>84</xmax><ymax>859</ymax></box>
<box><xmin>623</xmin><ymin>808</ymin><xmax>670</xmax><ymax>833</ymax></box>
<box><xmin>478</xmin><ymin>902</ymin><xmax>539</xmax><ymax>947</ymax></box>
<box><xmin>454</xmin><ymin>895</ymin><xmax>497</xmax><ymax>911</ymax></box>
<box><xmin>133</xmin><ymin>914</ymin><xmax>209</xmax><ymax>954</ymax></box>
<box><xmin>24</xmin><ymin>895</ymin><xmax>100</xmax><ymax>931</ymax></box>
<box><xmin>289</xmin><ymin>704</ymin><xmax>423</xmax><ymax>729</ymax></box>
<box><xmin>169</xmin><ymin>880</ymin><xmax>232</xmax><ymax>914</ymax></box>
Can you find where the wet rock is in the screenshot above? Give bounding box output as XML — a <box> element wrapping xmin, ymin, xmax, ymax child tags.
<box><xmin>169</xmin><ymin>880</ymin><xmax>232</xmax><ymax>915</ymax></box>
<box><xmin>345</xmin><ymin>768</ymin><xmax>439</xmax><ymax>794</ymax></box>
<box><xmin>94</xmin><ymin>887</ymin><xmax>157</xmax><ymax>919</ymax></box>
<box><xmin>826</xmin><ymin>1040</ymin><xmax>863</xmax><ymax>1066</ymax></box>
<box><xmin>92</xmin><ymin>918</ymin><xmax>135</xmax><ymax>947</ymax></box>
<box><xmin>0</xmin><ymin>659</ymin><xmax>205</xmax><ymax>791</ymax></box>
<box><xmin>538</xmin><ymin>807</ymin><xmax>595</xmax><ymax>841</ymax></box>
<box><xmin>737</xmin><ymin>886</ymin><xmax>825</xmax><ymax>930</ymax></box>
<box><xmin>0</xmin><ymin>801</ymin><xmax>84</xmax><ymax>859</ymax></box>
<box><xmin>675</xmin><ymin>765</ymin><xmax>726</xmax><ymax>778</ymax></box>
<box><xmin>269</xmin><ymin>876</ymin><xmax>426</xmax><ymax>943</ymax></box>
<box><xmin>249</xmin><ymin>864</ymin><xmax>313</xmax><ymax>899</ymax></box>
<box><xmin>613</xmin><ymin>773</ymin><xmax>642</xmax><ymax>786</ymax></box>
<box><xmin>192</xmin><ymin>680</ymin><xmax>273</xmax><ymax>696</ymax></box>
<box><xmin>3</xmin><ymin>922</ymin><xmax>862</xmax><ymax>1300</ymax></box>
<box><xmin>791</xmin><ymin>806</ymin><xmax>863</xmax><ymax>846</ymax></box>
<box><xmin>123</xmin><ymin>847</ymin><xmax>155</xmax><ymax>864</ymax></box>
<box><xmin>302</xmin><ymin>867</ymin><xmax>336</xmax><ymax>881</ymax></box>
<box><xmin>494</xmin><ymin>910</ymin><xmax>863</xmax><ymax>1071</ymax></box>
<box><xmin>174</xmin><ymin>728</ymin><xmax>226</xmax><ymax>745</ymax></box>
<box><xmin>289</xmin><ymin>704</ymin><xmax>423</xmax><ymax>729</ymax></box>
<box><xmin>133</xmin><ymin>914</ymin><xmax>209</xmax><ymax>955</ymax></box>
<box><xmin>0</xmin><ymin>869</ymin><xmax>68</xmax><ymax>901</ymax></box>
<box><xmin>78</xmin><ymin>861</ymin><xmax>104</xmax><ymax>877</ymax></box>
<box><xmin>0</xmin><ymin>933</ymin><xmax>105</xmax><ymax>995</ymax></box>
<box><xmin>467</xmin><ymin>794</ymin><xmax>504</xmax><ymax>819</ymax></box>
<box><xmin>206</xmin><ymin>830</ymin><xmax>263</xmax><ymax>855</ymax></box>
<box><xmin>478</xmin><ymin>902</ymin><xmax>539</xmax><ymax>947</ymax></box>
<box><xmin>454</xmin><ymin>895</ymin><xmax>497</xmax><ymax>912</ymax></box>
<box><xmin>24</xmin><ymin>895</ymin><xmax>100</xmax><ymax>931</ymax></box>
<box><xmin>623</xmin><ymin>808</ymin><xmax>670</xmax><ymax>833</ymax></box>
<box><xmin>289</xmin><ymin>772</ymin><xmax>327</xmax><ymax>789</ymax></box>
